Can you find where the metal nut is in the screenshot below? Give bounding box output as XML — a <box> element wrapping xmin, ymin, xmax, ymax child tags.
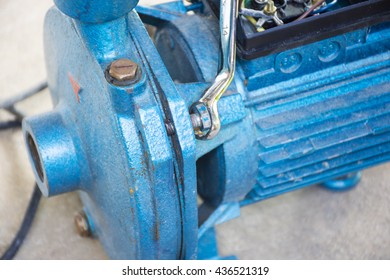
<box><xmin>108</xmin><ymin>58</ymin><xmax>139</xmax><ymax>85</ymax></box>
<box><xmin>264</xmin><ymin>0</ymin><xmax>277</xmax><ymax>15</ymax></box>
<box><xmin>74</xmin><ymin>212</ymin><xmax>92</xmax><ymax>237</ymax></box>
<box><xmin>165</xmin><ymin>121</ymin><xmax>175</xmax><ymax>136</ymax></box>
<box><xmin>190</xmin><ymin>103</ymin><xmax>212</xmax><ymax>136</ymax></box>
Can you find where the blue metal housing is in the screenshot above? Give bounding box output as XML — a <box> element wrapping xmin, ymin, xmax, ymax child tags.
<box><xmin>22</xmin><ymin>0</ymin><xmax>390</xmax><ymax>259</ymax></box>
<box><xmin>24</xmin><ymin>6</ymin><xmax>198</xmax><ymax>259</ymax></box>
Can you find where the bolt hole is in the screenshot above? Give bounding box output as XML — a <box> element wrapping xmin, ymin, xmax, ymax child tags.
<box><xmin>27</xmin><ymin>134</ymin><xmax>44</xmax><ymax>183</ymax></box>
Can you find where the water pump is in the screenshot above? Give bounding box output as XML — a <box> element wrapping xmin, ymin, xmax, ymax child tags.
<box><xmin>22</xmin><ymin>0</ymin><xmax>390</xmax><ymax>259</ymax></box>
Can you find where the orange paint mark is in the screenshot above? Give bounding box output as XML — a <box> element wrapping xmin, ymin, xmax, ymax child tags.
<box><xmin>68</xmin><ymin>72</ymin><xmax>81</xmax><ymax>103</ymax></box>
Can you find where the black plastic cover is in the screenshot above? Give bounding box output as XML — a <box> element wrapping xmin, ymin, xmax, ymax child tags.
<box><xmin>236</xmin><ymin>0</ymin><xmax>390</xmax><ymax>60</ymax></box>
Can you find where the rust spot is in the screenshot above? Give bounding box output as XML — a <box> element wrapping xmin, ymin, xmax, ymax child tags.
<box><xmin>68</xmin><ymin>72</ymin><xmax>81</xmax><ymax>103</ymax></box>
<box><xmin>129</xmin><ymin>188</ymin><xmax>135</xmax><ymax>196</ymax></box>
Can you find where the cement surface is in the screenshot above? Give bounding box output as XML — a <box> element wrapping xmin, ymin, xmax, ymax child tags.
<box><xmin>1</xmin><ymin>0</ymin><xmax>389</xmax><ymax>260</ymax></box>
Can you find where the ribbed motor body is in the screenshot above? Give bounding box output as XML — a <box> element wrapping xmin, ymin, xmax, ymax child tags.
<box><xmin>242</xmin><ymin>24</ymin><xmax>390</xmax><ymax>200</ymax></box>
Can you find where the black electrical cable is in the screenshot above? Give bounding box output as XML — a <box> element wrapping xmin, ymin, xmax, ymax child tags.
<box><xmin>0</xmin><ymin>80</ymin><xmax>48</xmax><ymax>129</ymax></box>
<box><xmin>0</xmin><ymin>82</ymin><xmax>47</xmax><ymax>259</ymax></box>
<box><xmin>0</xmin><ymin>127</ymin><xmax>41</xmax><ymax>259</ymax></box>
<box><xmin>1</xmin><ymin>184</ymin><xmax>42</xmax><ymax>260</ymax></box>
<box><xmin>0</xmin><ymin>120</ymin><xmax>22</xmax><ymax>131</ymax></box>
<box><xmin>0</xmin><ymin>81</ymin><xmax>47</xmax><ymax>110</ymax></box>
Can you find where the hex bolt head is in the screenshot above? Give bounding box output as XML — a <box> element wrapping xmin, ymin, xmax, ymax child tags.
<box><xmin>107</xmin><ymin>58</ymin><xmax>140</xmax><ymax>86</ymax></box>
<box><xmin>74</xmin><ymin>212</ymin><xmax>92</xmax><ymax>237</ymax></box>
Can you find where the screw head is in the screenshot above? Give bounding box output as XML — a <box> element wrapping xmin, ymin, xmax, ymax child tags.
<box><xmin>107</xmin><ymin>58</ymin><xmax>139</xmax><ymax>86</ymax></box>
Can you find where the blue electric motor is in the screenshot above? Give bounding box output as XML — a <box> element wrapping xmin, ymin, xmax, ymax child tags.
<box><xmin>22</xmin><ymin>0</ymin><xmax>390</xmax><ymax>259</ymax></box>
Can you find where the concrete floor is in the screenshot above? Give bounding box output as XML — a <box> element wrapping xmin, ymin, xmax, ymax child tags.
<box><xmin>1</xmin><ymin>0</ymin><xmax>390</xmax><ymax>260</ymax></box>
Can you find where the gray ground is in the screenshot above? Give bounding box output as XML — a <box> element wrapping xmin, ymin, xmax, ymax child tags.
<box><xmin>1</xmin><ymin>0</ymin><xmax>389</xmax><ymax>260</ymax></box>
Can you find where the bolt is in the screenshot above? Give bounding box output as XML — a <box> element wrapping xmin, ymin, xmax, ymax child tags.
<box><xmin>190</xmin><ymin>113</ymin><xmax>202</xmax><ymax>129</ymax></box>
<box><xmin>264</xmin><ymin>0</ymin><xmax>277</xmax><ymax>15</ymax></box>
<box><xmin>165</xmin><ymin>121</ymin><xmax>175</xmax><ymax>136</ymax></box>
<box><xmin>107</xmin><ymin>58</ymin><xmax>139</xmax><ymax>86</ymax></box>
<box><xmin>190</xmin><ymin>103</ymin><xmax>212</xmax><ymax>138</ymax></box>
<box><xmin>74</xmin><ymin>212</ymin><xmax>92</xmax><ymax>237</ymax></box>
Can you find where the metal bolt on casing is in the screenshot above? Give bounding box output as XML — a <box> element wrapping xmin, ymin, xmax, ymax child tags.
<box><xmin>107</xmin><ymin>58</ymin><xmax>139</xmax><ymax>86</ymax></box>
<box><xmin>264</xmin><ymin>0</ymin><xmax>277</xmax><ymax>15</ymax></box>
<box><xmin>74</xmin><ymin>212</ymin><xmax>92</xmax><ymax>237</ymax></box>
<box><xmin>165</xmin><ymin>122</ymin><xmax>175</xmax><ymax>136</ymax></box>
<box><xmin>190</xmin><ymin>103</ymin><xmax>212</xmax><ymax>138</ymax></box>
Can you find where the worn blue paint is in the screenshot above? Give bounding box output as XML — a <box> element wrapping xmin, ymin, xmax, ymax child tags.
<box><xmin>24</xmin><ymin>5</ymin><xmax>198</xmax><ymax>259</ymax></box>
<box><xmin>54</xmin><ymin>0</ymin><xmax>139</xmax><ymax>23</ymax></box>
<box><xmin>23</xmin><ymin>111</ymin><xmax>84</xmax><ymax>197</ymax></box>
<box><xmin>22</xmin><ymin>0</ymin><xmax>390</xmax><ymax>259</ymax></box>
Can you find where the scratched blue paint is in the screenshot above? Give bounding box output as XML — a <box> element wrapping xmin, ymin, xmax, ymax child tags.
<box><xmin>24</xmin><ymin>5</ymin><xmax>198</xmax><ymax>259</ymax></box>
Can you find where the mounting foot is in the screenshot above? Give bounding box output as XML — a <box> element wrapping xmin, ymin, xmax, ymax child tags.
<box><xmin>321</xmin><ymin>171</ymin><xmax>362</xmax><ymax>191</ymax></box>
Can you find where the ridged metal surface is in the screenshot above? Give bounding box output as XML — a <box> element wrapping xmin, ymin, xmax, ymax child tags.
<box><xmin>245</xmin><ymin>25</ymin><xmax>390</xmax><ymax>199</ymax></box>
